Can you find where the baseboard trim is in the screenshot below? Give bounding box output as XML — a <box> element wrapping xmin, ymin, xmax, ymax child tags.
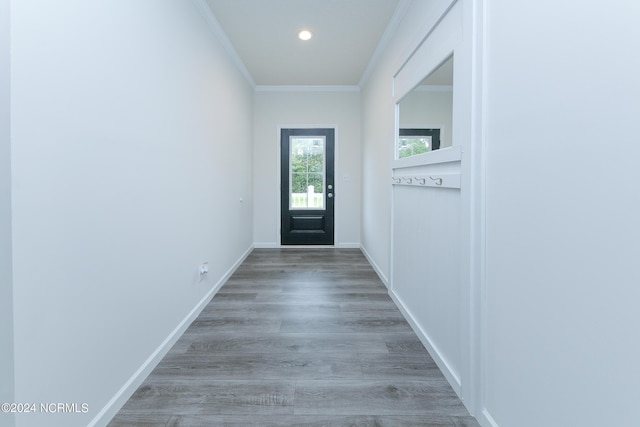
<box><xmin>253</xmin><ymin>242</ymin><xmax>279</xmax><ymax>248</ymax></box>
<box><xmin>389</xmin><ymin>288</ymin><xmax>462</xmax><ymax>397</ymax></box>
<box><xmin>336</xmin><ymin>242</ymin><xmax>361</xmax><ymax>249</ymax></box>
<box><xmin>89</xmin><ymin>244</ymin><xmax>254</xmax><ymax>427</ymax></box>
<box><xmin>360</xmin><ymin>244</ymin><xmax>389</xmax><ymax>288</ymax></box>
<box><xmin>480</xmin><ymin>408</ymin><xmax>499</xmax><ymax>427</ymax></box>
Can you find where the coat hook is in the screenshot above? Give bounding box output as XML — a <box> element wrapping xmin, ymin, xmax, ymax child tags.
<box><xmin>402</xmin><ymin>177</ymin><xmax>413</xmax><ymax>184</ymax></box>
<box><xmin>429</xmin><ymin>176</ymin><xmax>443</xmax><ymax>186</ymax></box>
<box><xmin>415</xmin><ymin>177</ymin><xmax>426</xmax><ymax>185</ymax></box>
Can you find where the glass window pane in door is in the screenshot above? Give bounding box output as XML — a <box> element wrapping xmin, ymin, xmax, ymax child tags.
<box><xmin>290</xmin><ymin>137</ymin><xmax>325</xmax><ymax>209</ymax></box>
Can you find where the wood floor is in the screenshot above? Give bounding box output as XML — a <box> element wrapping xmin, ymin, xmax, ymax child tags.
<box><xmin>109</xmin><ymin>249</ymin><xmax>479</xmax><ymax>427</ymax></box>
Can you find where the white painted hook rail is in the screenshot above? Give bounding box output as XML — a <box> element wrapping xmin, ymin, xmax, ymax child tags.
<box><xmin>392</xmin><ymin>173</ymin><xmax>461</xmax><ymax>189</ymax></box>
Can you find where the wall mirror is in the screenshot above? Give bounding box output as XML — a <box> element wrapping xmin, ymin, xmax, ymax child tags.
<box><xmin>396</xmin><ymin>55</ymin><xmax>453</xmax><ymax>159</ymax></box>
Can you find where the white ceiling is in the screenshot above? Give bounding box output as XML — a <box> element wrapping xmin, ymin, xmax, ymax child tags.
<box><xmin>205</xmin><ymin>0</ymin><xmax>402</xmax><ymax>86</ymax></box>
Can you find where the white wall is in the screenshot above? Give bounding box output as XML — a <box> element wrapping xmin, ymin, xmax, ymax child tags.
<box><xmin>482</xmin><ymin>1</ymin><xmax>640</xmax><ymax>426</ymax></box>
<box><xmin>392</xmin><ymin>182</ymin><xmax>462</xmax><ymax>387</ymax></box>
<box><xmin>253</xmin><ymin>90</ymin><xmax>361</xmax><ymax>247</ymax></box>
<box><xmin>362</xmin><ymin>0</ymin><xmax>477</xmax><ymax>410</ymax></box>
<box><xmin>361</xmin><ymin>0</ymin><xmax>457</xmax><ymax>284</ymax></box>
<box><xmin>10</xmin><ymin>1</ymin><xmax>253</xmax><ymax>426</ymax></box>
<box><xmin>0</xmin><ymin>0</ymin><xmax>15</xmax><ymax>426</ymax></box>
<box><xmin>391</xmin><ymin>0</ymin><xmax>475</xmax><ymax>406</ymax></box>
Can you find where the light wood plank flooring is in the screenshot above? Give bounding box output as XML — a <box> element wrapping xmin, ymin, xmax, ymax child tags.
<box><xmin>109</xmin><ymin>249</ymin><xmax>479</xmax><ymax>426</ymax></box>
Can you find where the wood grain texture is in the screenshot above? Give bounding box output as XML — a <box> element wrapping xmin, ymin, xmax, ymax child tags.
<box><xmin>109</xmin><ymin>249</ymin><xmax>479</xmax><ymax>427</ymax></box>
<box><xmin>165</xmin><ymin>415</ymin><xmax>468</xmax><ymax>426</ymax></box>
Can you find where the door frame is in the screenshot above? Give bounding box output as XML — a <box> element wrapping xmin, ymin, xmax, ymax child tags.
<box><xmin>277</xmin><ymin>125</ymin><xmax>339</xmax><ymax>247</ymax></box>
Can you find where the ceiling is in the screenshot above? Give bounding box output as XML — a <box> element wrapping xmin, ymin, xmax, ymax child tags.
<box><xmin>205</xmin><ymin>0</ymin><xmax>402</xmax><ymax>86</ymax></box>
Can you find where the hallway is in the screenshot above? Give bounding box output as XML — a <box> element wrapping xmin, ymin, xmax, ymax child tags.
<box><xmin>109</xmin><ymin>249</ymin><xmax>478</xmax><ymax>426</ymax></box>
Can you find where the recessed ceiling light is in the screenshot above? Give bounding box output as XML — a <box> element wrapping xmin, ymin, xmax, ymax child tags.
<box><xmin>298</xmin><ymin>30</ymin><xmax>313</xmax><ymax>41</ymax></box>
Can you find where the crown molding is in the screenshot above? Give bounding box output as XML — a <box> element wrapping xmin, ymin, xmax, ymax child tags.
<box><xmin>191</xmin><ymin>0</ymin><xmax>255</xmax><ymax>87</ymax></box>
<box><xmin>358</xmin><ymin>0</ymin><xmax>412</xmax><ymax>88</ymax></box>
<box><xmin>254</xmin><ymin>85</ymin><xmax>361</xmax><ymax>93</ymax></box>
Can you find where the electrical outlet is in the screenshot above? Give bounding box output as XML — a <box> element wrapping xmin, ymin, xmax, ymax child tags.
<box><xmin>199</xmin><ymin>262</ymin><xmax>209</xmax><ymax>279</ymax></box>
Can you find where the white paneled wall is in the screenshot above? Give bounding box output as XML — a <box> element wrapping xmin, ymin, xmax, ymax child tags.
<box><xmin>361</xmin><ymin>0</ymin><xmax>458</xmax><ymax>284</ymax></box>
<box><xmin>391</xmin><ymin>183</ymin><xmax>462</xmax><ymax>391</ymax></box>
<box><xmin>388</xmin><ymin>4</ymin><xmax>467</xmax><ymax>393</ymax></box>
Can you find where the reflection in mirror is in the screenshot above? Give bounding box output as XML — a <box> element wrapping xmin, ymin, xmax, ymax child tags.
<box><xmin>397</xmin><ymin>55</ymin><xmax>453</xmax><ymax>159</ymax></box>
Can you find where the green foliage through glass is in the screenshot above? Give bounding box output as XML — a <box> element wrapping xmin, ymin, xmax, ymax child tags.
<box><xmin>290</xmin><ymin>137</ymin><xmax>325</xmax><ymax>209</ymax></box>
<box><xmin>398</xmin><ymin>137</ymin><xmax>431</xmax><ymax>159</ymax></box>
